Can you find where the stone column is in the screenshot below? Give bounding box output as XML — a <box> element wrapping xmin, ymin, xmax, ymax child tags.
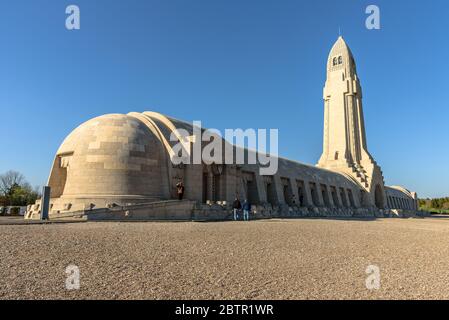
<box><xmin>185</xmin><ymin>164</ymin><xmax>203</xmax><ymax>202</ymax></box>
<box><xmin>273</xmin><ymin>175</ymin><xmax>286</xmax><ymax>205</ymax></box>
<box><xmin>342</xmin><ymin>189</ymin><xmax>351</xmax><ymax>207</ymax></box>
<box><xmin>254</xmin><ymin>174</ymin><xmax>267</xmax><ymax>203</ymax></box>
<box><xmin>355</xmin><ymin>190</ymin><xmax>364</xmax><ymax>208</ymax></box>
<box><xmin>325</xmin><ymin>186</ymin><xmax>335</xmax><ymax>207</ymax></box>
<box><xmin>305</xmin><ymin>180</ymin><xmax>324</xmax><ymax>207</ymax></box>
<box><xmin>315</xmin><ymin>184</ymin><xmax>325</xmax><ymax>207</ymax></box>
<box><xmin>224</xmin><ymin>165</ymin><xmax>236</xmax><ymax>203</ymax></box>
<box><xmin>207</xmin><ymin>171</ymin><xmax>214</xmax><ymax>202</ymax></box>
<box><xmin>334</xmin><ymin>188</ymin><xmax>343</xmax><ymax>207</ymax></box>
<box><xmin>302</xmin><ymin>180</ymin><xmax>314</xmax><ymax>207</ymax></box>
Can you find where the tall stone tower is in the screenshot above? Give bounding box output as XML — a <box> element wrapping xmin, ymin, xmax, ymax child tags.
<box><xmin>317</xmin><ymin>36</ymin><xmax>386</xmax><ymax>208</ymax></box>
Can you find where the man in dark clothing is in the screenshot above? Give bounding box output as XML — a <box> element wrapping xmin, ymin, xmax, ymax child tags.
<box><xmin>242</xmin><ymin>199</ymin><xmax>251</xmax><ymax>221</ymax></box>
<box><xmin>232</xmin><ymin>197</ymin><xmax>242</xmax><ymax>221</ymax></box>
<box><xmin>176</xmin><ymin>181</ymin><xmax>185</xmax><ymax>200</ymax></box>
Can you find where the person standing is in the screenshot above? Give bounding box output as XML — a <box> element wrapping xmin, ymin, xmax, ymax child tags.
<box><xmin>176</xmin><ymin>181</ymin><xmax>185</xmax><ymax>200</ymax></box>
<box><xmin>242</xmin><ymin>199</ymin><xmax>251</xmax><ymax>221</ymax></box>
<box><xmin>232</xmin><ymin>197</ymin><xmax>242</xmax><ymax>221</ymax></box>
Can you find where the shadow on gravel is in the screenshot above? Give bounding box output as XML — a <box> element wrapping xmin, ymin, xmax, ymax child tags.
<box><xmin>0</xmin><ymin>216</ymin><xmax>85</xmax><ymax>226</ymax></box>
<box><xmin>4</xmin><ymin>215</ymin><xmax>435</xmax><ymax>225</ymax></box>
<box><xmin>427</xmin><ymin>214</ymin><xmax>449</xmax><ymax>219</ymax></box>
<box><xmin>194</xmin><ymin>216</ymin><xmax>379</xmax><ymax>223</ymax></box>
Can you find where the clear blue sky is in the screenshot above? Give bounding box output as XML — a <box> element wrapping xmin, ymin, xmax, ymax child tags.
<box><xmin>0</xmin><ymin>0</ymin><xmax>448</xmax><ymax>198</ymax></box>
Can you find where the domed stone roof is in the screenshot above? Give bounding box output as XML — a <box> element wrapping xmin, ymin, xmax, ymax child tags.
<box><xmin>49</xmin><ymin>113</ymin><xmax>165</xmax><ymax>200</ymax></box>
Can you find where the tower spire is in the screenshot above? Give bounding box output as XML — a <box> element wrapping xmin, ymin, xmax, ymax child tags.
<box><xmin>317</xmin><ymin>37</ymin><xmax>386</xmax><ymax>207</ymax></box>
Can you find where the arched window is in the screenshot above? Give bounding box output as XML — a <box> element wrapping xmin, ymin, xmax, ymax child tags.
<box><xmin>338</xmin><ymin>56</ymin><xmax>343</xmax><ymax>64</ymax></box>
<box><xmin>332</xmin><ymin>57</ymin><xmax>338</xmax><ymax>66</ymax></box>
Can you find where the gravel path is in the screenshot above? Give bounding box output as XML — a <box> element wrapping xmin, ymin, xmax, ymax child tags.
<box><xmin>1</xmin><ymin>217</ymin><xmax>449</xmax><ymax>300</ymax></box>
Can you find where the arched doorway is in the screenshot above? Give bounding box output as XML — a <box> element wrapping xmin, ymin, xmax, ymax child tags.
<box><xmin>374</xmin><ymin>184</ymin><xmax>385</xmax><ymax>209</ymax></box>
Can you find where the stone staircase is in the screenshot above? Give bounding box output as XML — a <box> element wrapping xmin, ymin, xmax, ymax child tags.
<box><xmin>27</xmin><ymin>200</ymin><xmax>197</xmax><ymax>221</ymax></box>
<box><xmin>349</xmin><ymin>157</ymin><xmax>384</xmax><ymax>189</ymax></box>
<box><xmin>350</xmin><ymin>164</ymin><xmax>368</xmax><ymax>188</ymax></box>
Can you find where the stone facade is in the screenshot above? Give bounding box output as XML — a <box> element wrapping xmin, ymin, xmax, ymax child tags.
<box><xmin>26</xmin><ymin>37</ymin><xmax>419</xmax><ymax>220</ymax></box>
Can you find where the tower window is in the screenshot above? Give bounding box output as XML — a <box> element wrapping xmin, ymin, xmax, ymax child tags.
<box><xmin>332</xmin><ymin>56</ymin><xmax>343</xmax><ymax>66</ymax></box>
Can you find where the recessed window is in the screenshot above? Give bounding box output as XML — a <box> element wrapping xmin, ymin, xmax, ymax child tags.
<box><xmin>332</xmin><ymin>56</ymin><xmax>343</xmax><ymax>66</ymax></box>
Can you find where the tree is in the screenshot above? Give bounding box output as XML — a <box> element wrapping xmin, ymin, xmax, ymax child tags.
<box><xmin>418</xmin><ymin>199</ymin><xmax>427</xmax><ymax>207</ymax></box>
<box><xmin>443</xmin><ymin>202</ymin><xmax>449</xmax><ymax>210</ymax></box>
<box><xmin>419</xmin><ymin>197</ymin><xmax>449</xmax><ymax>213</ymax></box>
<box><xmin>0</xmin><ymin>171</ymin><xmax>25</xmax><ymax>197</ymax></box>
<box><xmin>9</xmin><ymin>183</ymin><xmax>40</xmax><ymax>206</ymax></box>
<box><xmin>0</xmin><ymin>170</ymin><xmax>40</xmax><ymax>206</ymax></box>
<box><xmin>431</xmin><ymin>198</ymin><xmax>440</xmax><ymax>209</ymax></box>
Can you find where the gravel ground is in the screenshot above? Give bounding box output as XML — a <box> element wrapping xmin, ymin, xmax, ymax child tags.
<box><xmin>1</xmin><ymin>217</ymin><xmax>449</xmax><ymax>300</ymax></box>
